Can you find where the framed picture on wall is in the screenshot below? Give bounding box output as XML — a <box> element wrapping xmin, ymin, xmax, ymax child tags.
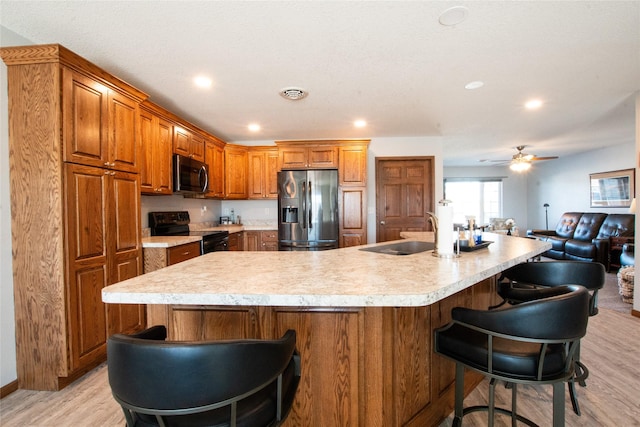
<box><xmin>589</xmin><ymin>168</ymin><xmax>635</xmax><ymax>208</ymax></box>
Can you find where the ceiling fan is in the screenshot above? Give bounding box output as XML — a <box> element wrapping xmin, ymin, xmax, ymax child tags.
<box><xmin>490</xmin><ymin>146</ymin><xmax>559</xmax><ymax>172</ymax></box>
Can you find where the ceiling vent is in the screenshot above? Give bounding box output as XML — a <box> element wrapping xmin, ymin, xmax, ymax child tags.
<box><xmin>280</xmin><ymin>87</ymin><xmax>308</xmax><ymax>100</ymax></box>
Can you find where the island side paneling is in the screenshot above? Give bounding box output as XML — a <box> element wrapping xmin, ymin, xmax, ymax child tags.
<box><xmin>145</xmin><ymin>276</ymin><xmax>497</xmax><ymax>426</ymax></box>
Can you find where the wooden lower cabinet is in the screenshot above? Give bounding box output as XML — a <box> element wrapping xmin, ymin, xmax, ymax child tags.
<box><xmin>244</xmin><ymin>230</ymin><xmax>278</xmax><ymax>251</ymax></box>
<box><xmin>65</xmin><ymin>164</ymin><xmax>145</xmax><ymax>374</ymax></box>
<box><xmin>228</xmin><ymin>232</ymin><xmax>244</xmax><ymax>251</ymax></box>
<box><xmin>143</xmin><ymin>241</ymin><xmax>201</xmax><ymax>273</ymax></box>
<box><xmin>146</xmin><ymin>277</ymin><xmax>497</xmax><ymax>426</ymax></box>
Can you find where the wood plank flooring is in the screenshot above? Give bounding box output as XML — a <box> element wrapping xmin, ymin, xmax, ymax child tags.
<box><xmin>1</xmin><ymin>308</ymin><xmax>638</xmax><ymax>426</ymax></box>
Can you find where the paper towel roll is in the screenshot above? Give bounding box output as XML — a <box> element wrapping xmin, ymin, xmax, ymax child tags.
<box><xmin>436</xmin><ymin>204</ymin><xmax>454</xmax><ymax>255</ymax></box>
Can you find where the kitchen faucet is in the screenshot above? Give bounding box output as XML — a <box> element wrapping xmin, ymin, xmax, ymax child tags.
<box><xmin>425</xmin><ymin>211</ymin><xmax>439</xmax><ymax>255</ymax></box>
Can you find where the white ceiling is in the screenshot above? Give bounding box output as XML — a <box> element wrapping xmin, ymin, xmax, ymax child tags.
<box><xmin>1</xmin><ymin>1</ymin><xmax>638</xmax><ymax>166</ymax></box>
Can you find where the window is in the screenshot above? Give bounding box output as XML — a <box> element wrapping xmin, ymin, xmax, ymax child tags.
<box><xmin>444</xmin><ymin>178</ymin><xmax>503</xmax><ymax>225</ymax></box>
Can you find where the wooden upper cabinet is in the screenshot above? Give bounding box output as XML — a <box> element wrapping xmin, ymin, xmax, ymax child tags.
<box><xmin>278</xmin><ymin>143</ymin><xmax>338</xmax><ymax>169</ymax></box>
<box><xmin>139</xmin><ymin>106</ymin><xmax>173</xmax><ymax>194</ymax></box>
<box><xmin>62</xmin><ymin>67</ymin><xmax>139</xmax><ymax>173</ymax></box>
<box><xmin>224</xmin><ymin>145</ymin><xmax>248</xmax><ymax>199</ymax></box>
<box><xmin>205</xmin><ymin>137</ymin><xmax>226</xmax><ymax>198</ymax></box>
<box><xmin>248</xmin><ymin>147</ymin><xmax>279</xmax><ymax>199</ymax></box>
<box><xmin>339</xmin><ymin>144</ymin><xmax>368</xmax><ymax>186</ymax></box>
<box><xmin>173</xmin><ymin>125</ymin><xmax>205</xmax><ymax>162</ymax></box>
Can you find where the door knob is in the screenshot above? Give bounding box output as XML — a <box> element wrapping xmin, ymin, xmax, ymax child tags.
<box><xmin>380</xmin><ymin>221</ymin><xmax>386</xmax><ymax>225</ymax></box>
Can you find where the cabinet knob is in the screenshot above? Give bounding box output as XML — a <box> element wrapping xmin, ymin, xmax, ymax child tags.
<box><xmin>104</xmin><ymin>162</ymin><xmax>110</xmax><ymax>167</ymax></box>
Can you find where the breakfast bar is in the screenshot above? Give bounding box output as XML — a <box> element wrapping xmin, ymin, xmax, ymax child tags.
<box><xmin>102</xmin><ymin>234</ymin><xmax>550</xmax><ymax>426</ymax></box>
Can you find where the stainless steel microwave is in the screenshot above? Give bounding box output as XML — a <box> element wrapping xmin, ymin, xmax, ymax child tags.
<box><xmin>173</xmin><ymin>154</ymin><xmax>208</xmax><ymax>194</ymax></box>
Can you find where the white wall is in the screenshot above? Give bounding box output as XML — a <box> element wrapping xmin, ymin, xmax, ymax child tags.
<box><xmin>526</xmin><ymin>142</ymin><xmax>635</xmax><ymax>231</ymax></box>
<box><xmin>0</xmin><ymin>25</ymin><xmax>32</xmax><ymax>389</ymax></box>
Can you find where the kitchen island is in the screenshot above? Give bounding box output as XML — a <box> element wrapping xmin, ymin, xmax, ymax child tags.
<box><xmin>103</xmin><ymin>234</ymin><xmax>550</xmax><ymax>426</ymax></box>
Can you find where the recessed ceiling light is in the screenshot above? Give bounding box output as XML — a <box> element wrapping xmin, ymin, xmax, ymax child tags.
<box><xmin>193</xmin><ymin>76</ymin><xmax>212</xmax><ymax>89</ymax></box>
<box><xmin>525</xmin><ymin>99</ymin><xmax>543</xmax><ymax>110</ymax></box>
<box><xmin>354</xmin><ymin>119</ymin><xmax>367</xmax><ymax>128</ymax></box>
<box><xmin>280</xmin><ymin>87</ymin><xmax>308</xmax><ymax>100</ymax></box>
<box><xmin>248</xmin><ymin>123</ymin><xmax>261</xmax><ymax>132</ymax></box>
<box><xmin>465</xmin><ymin>81</ymin><xmax>484</xmax><ymax>90</ymax></box>
<box><xmin>438</xmin><ymin>6</ymin><xmax>469</xmax><ymax>26</ymax></box>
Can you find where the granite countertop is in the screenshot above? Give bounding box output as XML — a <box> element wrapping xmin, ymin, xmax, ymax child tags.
<box><xmin>142</xmin><ymin>222</ymin><xmax>278</xmax><ymax>248</ymax></box>
<box><xmin>141</xmin><ymin>235</ymin><xmax>202</xmax><ymax>248</ymax></box>
<box><xmin>105</xmin><ymin>233</ymin><xmax>550</xmax><ymax>308</ymax></box>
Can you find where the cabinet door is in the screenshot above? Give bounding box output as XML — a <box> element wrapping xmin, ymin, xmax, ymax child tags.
<box><xmin>140</xmin><ymin>110</ymin><xmax>173</xmax><ymax>195</ymax></box>
<box><xmin>308</xmin><ymin>146</ymin><xmax>338</xmax><ymax>168</ymax></box>
<box><xmin>173</xmin><ymin>126</ymin><xmax>191</xmax><ymax>157</ymax></box>
<box><xmin>190</xmin><ymin>132</ymin><xmax>206</xmax><ymax>162</ymax></box>
<box><xmin>108</xmin><ymin>91</ymin><xmax>139</xmax><ymax>173</ymax></box>
<box><xmin>265</xmin><ymin>150</ymin><xmax>279</xmax><ymax>199</ymax></box>
<box><xmin>224</xmin><ymin>146</ymin><xmax>248</xmax><ymax>199</ymax></box>
<box><xmin>261</xmin><ymin>230</ymin><xmax>278</xmax><ymax>251</ymax></box>
<box><xmin>248</xmin><ymin>151</ymin><xmax>266</xmax><ymax>199</ymax></box>
<box><xmin>339</xmin><ymin>146</ymin><xmax>367</xmax><ymax>186</ymax></box>
<box><xmin>279</xmin><ymin>147</ymin><xmax>308</xmax><ymax>169</ymax></box>
<box><xmin>244</xmin><ymin>231</ymin><xmax>260</xmax><ymax>251</ymax></box>
<box><xmin>155</xmin><ymin>117</ymin><xmax>173</xmax><ymax>194</ymax></box>
<box><xmin>339</xmin><ymin>187</ymin><xmax>367</xmax><ymax>248</ymax></box>
<box><xmin>62</xmin><ymin>68</ymin><xmax>109</xmax><ymax>168</ymax></box>
<box><xmin>138</xmin><ymin>109</ymin><xmax>155</xmax><ymax>192</ymax></box>
<box><xmin>64</xmin><ymin>164</ymin><xmax>109</xmax><ymax>371</ymax></box>
<box><xmin>107</xmin><ymin>170</ymin><xmax>144</xmax><ymax>335</ymax></box>
<box><xmin>205</xmin><ymin>139</ymin><xmax>222</xmax><ymax>198</ymax></box>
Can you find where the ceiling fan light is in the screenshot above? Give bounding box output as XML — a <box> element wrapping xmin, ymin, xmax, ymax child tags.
<box><xmin>510</xmin><ymin>161</ymin><xmax>531</xmax><ymax>172</ymax></box>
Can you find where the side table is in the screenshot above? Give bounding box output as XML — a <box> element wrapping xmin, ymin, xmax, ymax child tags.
<box><xmin>609</xmin><ymin>236</ymin><xmax>634</xmax><ymax>271</ymax></box>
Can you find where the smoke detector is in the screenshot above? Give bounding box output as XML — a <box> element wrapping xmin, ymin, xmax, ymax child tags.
<box><xmin>280</xmin><ymin>87</ymin><xmax>308</xmax><ymax>100</ymax></box>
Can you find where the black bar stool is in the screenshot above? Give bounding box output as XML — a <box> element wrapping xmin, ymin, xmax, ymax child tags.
<box><xmin>435</xmin><ymin>284</ymin><xmax>590</xmax><ymax>427</ymax></box>
<box><xmin>494</xmin><ymin>260</ymin><xmax>605</xmax><ymax>415</ymax></box>
<box><xmin>107</xmin><ymin>326</ymin><xmax>301</xmax><ymax>427</ymax></box>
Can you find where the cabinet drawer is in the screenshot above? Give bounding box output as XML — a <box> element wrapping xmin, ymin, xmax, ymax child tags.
<box><xmin>261</xmin><ymin>231</ymin><xmax>278</xmax><ymax>242</ymax></box>
<box><xmin>167</xmin><ymin>242</ymin><xmax>201</xmax><ymax>265</ymax></box>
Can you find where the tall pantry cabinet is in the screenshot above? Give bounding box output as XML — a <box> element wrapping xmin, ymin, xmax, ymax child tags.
<box><xmin>1</xmin><ymin>44</ymin><xmax>147</xmax><ymax>390</ymax></box>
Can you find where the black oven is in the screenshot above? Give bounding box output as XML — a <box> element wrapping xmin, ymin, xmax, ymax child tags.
<box><xmin>190</xmin><ymin>230</ymin><xmax>229</xmax><ymax>253</ymax></box>
<box><xmin>149</xmin><ymin>211</ymin><xmax>228</xmax><ymax>254</ymax></box>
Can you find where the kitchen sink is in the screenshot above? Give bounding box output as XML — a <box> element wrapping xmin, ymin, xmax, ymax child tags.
<box><xmin>359</xmin><ymin>241</ymin><xmax>434</xmax><ymax>256</ymax></box>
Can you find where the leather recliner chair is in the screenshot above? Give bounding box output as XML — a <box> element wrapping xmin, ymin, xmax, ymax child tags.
<box><xmin>528</xmin><ymin>212</ymin><xmax>634</xmax><ymax>270</ymax></box>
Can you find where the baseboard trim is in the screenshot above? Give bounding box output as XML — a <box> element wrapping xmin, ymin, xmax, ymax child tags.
<box><xmin>0</xmin><ymin>380</ymin><xmax>19</xmax><ymax>398</ymax></box>
<box><xmin>632</xmin><ymin>309</ymin><xmax>640</xmax><ymax>319</ymax></box>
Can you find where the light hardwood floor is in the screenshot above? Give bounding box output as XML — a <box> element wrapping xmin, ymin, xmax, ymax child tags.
<box><xmin>1</xmin><ymin>308</ymin><xmax>638</xmax><ymax>426</ymax></box>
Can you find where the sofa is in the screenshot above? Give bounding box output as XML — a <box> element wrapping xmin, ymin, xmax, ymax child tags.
<box><xmin>527</xmin><ymin>212</ymin><xmax>634</xmax><ymax>271</ymax></box>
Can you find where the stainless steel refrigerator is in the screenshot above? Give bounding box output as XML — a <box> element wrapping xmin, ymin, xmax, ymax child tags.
<box><xmin>278</xmin><ymin>170</ymin><xmax>339</xmax><ymax>251</ymax></box>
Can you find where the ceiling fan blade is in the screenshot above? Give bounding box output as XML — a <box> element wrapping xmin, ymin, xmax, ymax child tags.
<box><xmin>530</xmin><ymin>156</ymin><xmax>559</xmax><ymax>161</ymax></box>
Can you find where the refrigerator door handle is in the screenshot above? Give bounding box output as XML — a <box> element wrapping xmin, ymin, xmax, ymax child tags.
<box><xmin>308</xmin><ymin>180</ymin><xmax>312</xmax><ymax>228</ymax></box>
<box><xmin>301</xmin><ymin>180</ymin><xmax>307</xmax><ymax>229</ymax></box>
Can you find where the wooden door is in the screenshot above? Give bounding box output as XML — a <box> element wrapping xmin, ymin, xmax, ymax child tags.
<box><xmin>375</xmin><ymin>157</ymin><xmax>435</xmax><ymax>242</ymax></box>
